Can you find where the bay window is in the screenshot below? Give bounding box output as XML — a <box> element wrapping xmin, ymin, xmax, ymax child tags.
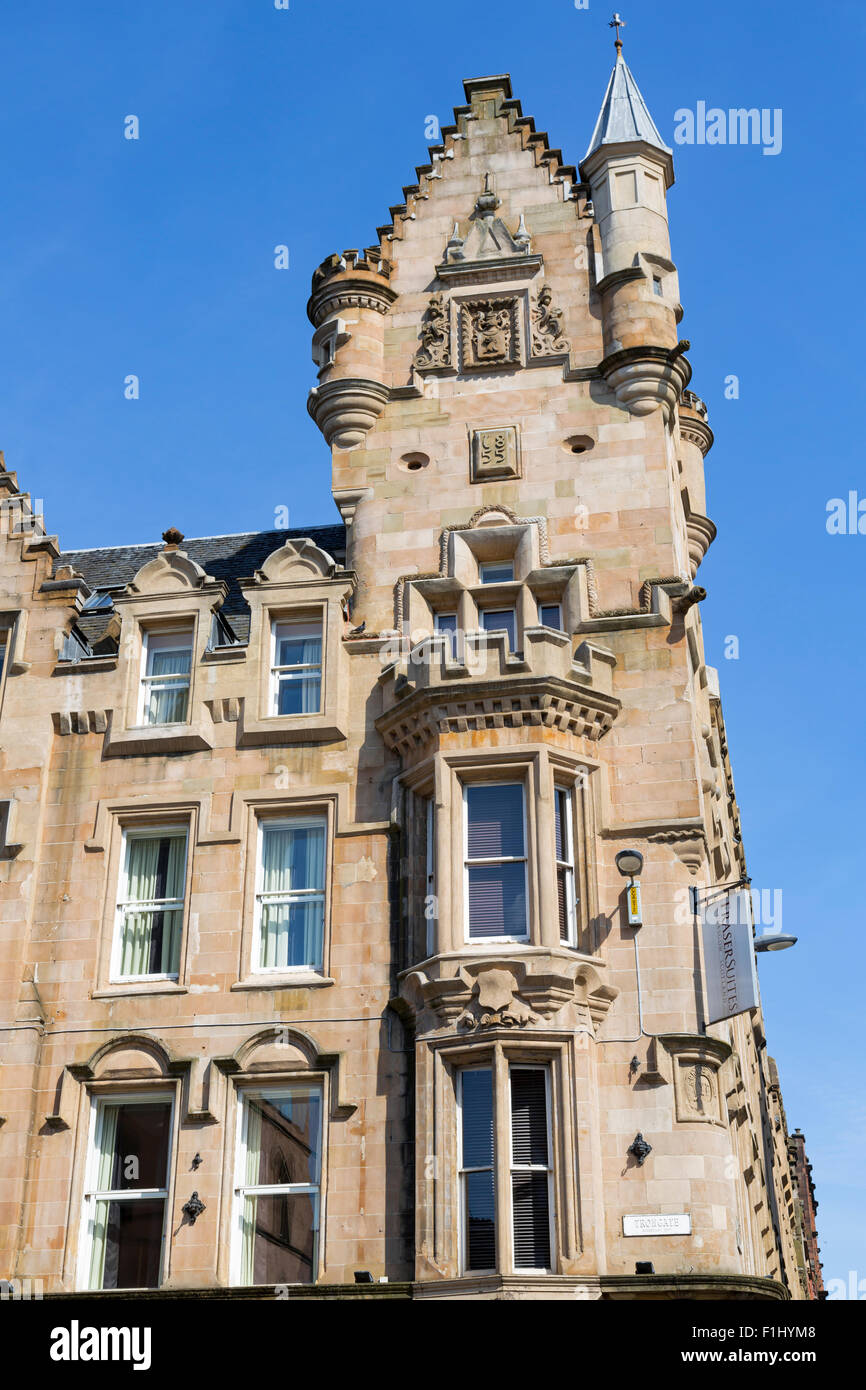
<box><xmin>271</xmin><ymin>617</ymin><xmax>322</xmax><ymax>716</ymax></box>
<box><xmin>234</xmin><ymin>1086</ymin><xmax>322</xmax><ymax>1286</ymax></box>
<box><xmin>254</xmin><ymin>816</ymin><xmax>326</xmax><ymax>971</ymax></box>
<box><xmin>113</xmin><ymin>827</ymin><xmax>188</xmax><ymax>980</ymax></box>
<box><xmin>458</xmin><ymin>1063</ymin><xmax>553</xmax><ymax>1275</ymax></box>
<box><xmin>81</xmin><ymin>1096</ymin><xmax>172</xmax><ymax>1290</ymax></box>
<box><xmin>139</xmin><ymin>628</ymin><xmax>193</xmax><ymax>726</ymax></box>
<box><xmin>464</xmin><ymin>783</ymin><xmax>528</xmax><ymax>941</ymax></box>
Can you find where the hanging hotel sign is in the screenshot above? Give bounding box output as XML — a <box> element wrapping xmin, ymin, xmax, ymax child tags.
<box><xmin>700</xmin><ymin>887</ymin><xmax>760</xmax><ymax>1023</ymax></box>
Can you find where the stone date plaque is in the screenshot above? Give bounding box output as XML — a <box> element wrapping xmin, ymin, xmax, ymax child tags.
<box><xmin>471</xmin><ymin>426</ymin><xmax>521</xmax><ymax>483</ymax></box>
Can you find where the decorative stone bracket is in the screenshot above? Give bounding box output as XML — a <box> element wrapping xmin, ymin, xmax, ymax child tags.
<box><xmin>599</xmin><ymin>342</ymin><xmax>692</xmax><ymax>421</ymax></box>
<box><xmin>399</xmin><ymin>951</ymin><xmax>617</xmax><ymax>1035</ymax></box>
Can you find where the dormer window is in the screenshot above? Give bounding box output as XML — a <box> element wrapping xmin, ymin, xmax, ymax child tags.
<box><xmin>139</xmin><ymin>628</ymin><xmax>193</xmax><ymax>726</ymax></box>
<box><xmin>80</xmin><ymin>589</ymin><xmax>115</xmax><ymax>612</ymax></box>
<box><xmin>479</xmin><ymin>561</ymin><xmax>514</xmax><ymax>585</ymax></box>
<box><xmin>271</xmin><ymin>617</ymin><xmax>322</xmax><ymax>716</ymax></box>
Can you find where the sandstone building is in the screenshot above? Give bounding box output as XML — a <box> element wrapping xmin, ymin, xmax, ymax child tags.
<box><xmin>0</xmin><ymin>45</ymin><xmax>821</xmax><ymax>1300</ymax></box>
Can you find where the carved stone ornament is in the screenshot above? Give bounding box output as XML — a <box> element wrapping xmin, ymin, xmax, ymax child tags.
<box><xmin>659</xmin><ymin>1033</ymin><xmax>730</xmax><ymax>1127</ymax></box>
<box><xmin>529</xmin><ymin>283</ymin><xmax>570</xmax><ymax>358</ymax></box>
<box><xmin>415</xmin><ymin>292</ymin><xmax>452</xmax><ymax>370</ymax></box>
<box><xmin>457</xmin><ymin>967</ymin><xmax>538</xmax><ymax>1030</ymax></box>
<box><xmin>675</xmin><ymin>1058</ymin><xmax>724</xmax><ymax>1125</ymax></box>
<box><xmin>471</xmin><ymin>426</ymin><xmax>520</xmax><ymax>482</ymax></box>
<box><xmin>399</xmin><ymin>953</ymin><xmax>618</xmax><ymax>1033</ymax></box>
<box><xmin>460</xmin><ymin>297</ymin><xmax>521</xmax><ymax>371</ymax></box>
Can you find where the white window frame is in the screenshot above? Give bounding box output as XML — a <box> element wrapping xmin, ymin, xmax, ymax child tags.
<box><xmin>269</xmin><ymin>615</ymin><xmax>323</xmax><ymax>717</ymax></box>
<box><xmin>138</xmin><ymin>626</ymin><xmax>193</xmax><ymax>727</ymax></box>
<box><xmin>78</xmin><ymin>1091</ymin><xmax>174</xmax><ymax>1292</ymax></box>
<box><xmin>252</xmin><ymin>814</ymin><xmax>327</xmax><ymax>974</ymax></box>
<box><xmin>110</xmin><ymin>824</ymin><xmax>189</xmax><ymax>983</ymax></box>
<box><xmin>555</xmin><ymin>786</ymin><xmax>577</xmax><ymax>947</ymax></box>
<box><xmin>508</xmin><ymin>1065</ymin><xmax>555</xmax><ymax>1274</ymax></box>
<box><xmin>457</xmin><ymin>1066</ymin><xmax>497</xmax><ymax>1277</ymax></box>
<box><xmin>479</xmin><ymin>561</ymin><xmax>514</xmax><ymax>585</ymax></box>
<box><xmin>231</xmin><ymin>1084</ymin><xmax>323</xmax><ymax>1287</ymax></box>
<box><xmin>462</xmin><ymin>781</ymin><xmax>529</xmax><ymax>943</ymax></box>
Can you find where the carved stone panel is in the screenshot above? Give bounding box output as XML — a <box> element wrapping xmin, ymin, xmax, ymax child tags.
<box><xmin>674</xmin><ymin>1058</ymin><xmax>724</xmax><ymax>1126</ymax></box>
<box><xmin>460</xmin><ymin>297</ymin><xmax>522</xmax><ymax>372</ymax></box>
<box><xmin>471</xmin><ymin>426</ymin><xmax>521</xmax><ymax>483</ymax></box>
<box><xmin>415</xmin><ymin>291</ymin><xmax>452</xmax><ymax>371</ymax></box>
<box><xmin>529</xmin><ymin>283</ymin><xmax>570</xmax><ymax>358</ymax></box>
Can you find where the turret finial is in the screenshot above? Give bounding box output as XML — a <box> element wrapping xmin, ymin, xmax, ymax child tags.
<box><xmin>609</xmin><ymin>11</ymin><xmax>626</xmax><ymax>54</ymax></box>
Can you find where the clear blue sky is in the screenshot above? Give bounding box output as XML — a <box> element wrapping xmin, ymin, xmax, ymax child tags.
<box><xmin>2</xmin><ymin>0</ymin><xmax>863</xmax><ymax>1295</ymax></box>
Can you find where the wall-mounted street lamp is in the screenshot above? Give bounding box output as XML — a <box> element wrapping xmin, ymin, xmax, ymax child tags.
<box><xmin>615</xmin><ymin>849</ymin><xmax>644</xmax><ymax>926</ymax></box>
<box><xmin>753</xmin><ymin>932</ymin><xmax>798</xmax><ymax>953</ymax></box>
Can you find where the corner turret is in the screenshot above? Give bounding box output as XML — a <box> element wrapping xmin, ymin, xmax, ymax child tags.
<box><xmin>580</xmin><ymin>41</ymin><xmax>688</xmax><ymax>416</ymax></box>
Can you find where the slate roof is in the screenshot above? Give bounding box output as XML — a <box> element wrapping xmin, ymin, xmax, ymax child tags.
<box><xmin>583</xmin><ymin>51</ymin><xmax>671</xmax><ymax>163</ymax></box>
<box><xmin>58</xmin><ymin>525</ymin><xmax>347</xmax><ymax>648</ymax></box>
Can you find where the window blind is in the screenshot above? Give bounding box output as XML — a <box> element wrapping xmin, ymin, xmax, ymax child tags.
<box><xmin>461</xmin><ymin>1069</ymin><xmax>496</xmax><ymax>1272</ymax></box>
<box><xmin>510</xmin><ymin>1068</ymin><xmax>551</xmax><ymax>1270</ymax></box>
<box><xmin>511</xmin><ymin>1172</ymin><xmax>551</xmax><ymax>1270</ymax></box>
<box><xmin>467</xmin><ymin>784</ymin><xmax>524</xmax><ymax>859</ymax></box>
<box><xmin>481</xmin><ymin>608</ymin><xmax>516</xmax><ymax>651</ymax></box>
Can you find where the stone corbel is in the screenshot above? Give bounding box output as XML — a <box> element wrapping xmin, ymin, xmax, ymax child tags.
<box><xmin>307</xmin><ymin>378</ymin><xmax>390</xmax><ymax>449</ymax></box>
<box><xmin>332</xmin><ymin>488</ymin><xmax>373</xmax><ymax>527</ymax></box>
<box><xmin>599</xmin><ymin>342</ymin><xmax>692</xmax><ymax>422</ymax></box>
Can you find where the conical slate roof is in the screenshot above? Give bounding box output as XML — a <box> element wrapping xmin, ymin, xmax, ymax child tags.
<box><xmin>583</xmin><ymin>51</ymin><xmax>671</xmax><ymax>161</ymax></box>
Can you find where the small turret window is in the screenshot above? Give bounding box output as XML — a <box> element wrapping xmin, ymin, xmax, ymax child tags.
<box><xmin>479</xmin><ymin>561</ymin><xmax>514</xmax><ymax>584</ymax></box>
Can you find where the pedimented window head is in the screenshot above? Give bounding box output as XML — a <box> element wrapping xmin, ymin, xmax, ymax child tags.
<box><xmin>129</xmin><ymin>549</ymin><xmax>211</xmax><ymax>594</ymax></box>
<box><xmin>256</xmin><ymin>537</ymin><xmax>337</xmax><ymax>584</ymax></box>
